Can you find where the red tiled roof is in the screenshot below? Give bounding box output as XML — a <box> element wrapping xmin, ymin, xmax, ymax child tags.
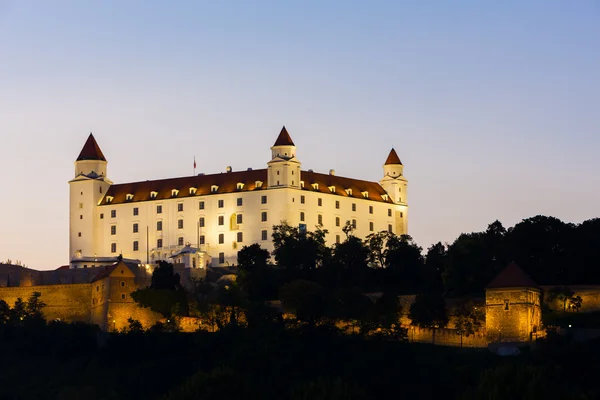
<box><xmin>101</xmin><ymin>168</ymin><xmax>394</xmax><ymax>205</ymax></box>
<box><xmin>487</xmin><ymin>262</ymin><xmax>539</xmax><ymax>289</ymax></box>
<box><xmin>56</xmin><ymin>265</ymin><xmax>70</xmax><ymax>271</ymax></box>
<box><xmin>273</xmin><ymin>126</ymin><xmax>295</xmax><ymax>146</ymax></box>
<box><xmin>384</xmin><ymin>148</ymin><xmax>402</xmax><ymax>165</ymax></box>
<box><xmin>91</xmin><ymin>261</ymin><xmax>123</xmax><ymax>282</ymax></box>
<box><xmin>77</xmin><ymin>133</ymin><xmax>106</xmax><ymax>161</ymax></box>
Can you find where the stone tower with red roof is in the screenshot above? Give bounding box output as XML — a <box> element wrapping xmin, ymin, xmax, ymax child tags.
<box><xmin>379</xmin><ymin>148</ymin><xmax>408</xmax><ymax>235</ymax></box>
<box><xmin>69</xmin><ymin>133</ymin><xmax>113</xmax><ymax>265</ymax></box>
<box><xmin>485</xmin><ymin>262</ymin><xmax>542</xmax><ymax>343</ymax></box>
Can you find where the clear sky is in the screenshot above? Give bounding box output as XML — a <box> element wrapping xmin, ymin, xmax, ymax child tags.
<box><xmin>1</xmin><ymin>1</ymin><xmax>599</xmax><ymax>269</ymax></box>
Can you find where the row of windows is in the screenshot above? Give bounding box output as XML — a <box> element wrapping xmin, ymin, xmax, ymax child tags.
<box><xmin>111</xmin><ymin>230</ymin><xmax>271</xmax><ymax>253</ymax></box>
<box><xmin>111</xmin><ymin>211</ymin><xmax>396</xmax><ymax>237</ymax></box>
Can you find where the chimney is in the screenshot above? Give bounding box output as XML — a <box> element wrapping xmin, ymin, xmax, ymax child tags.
<box><xmin>329</xmin><ymin>169</ymin><xmax>335</xmax><ymax>176</ymax></box>
<box><xmin>226</xmin><ymin>166</ymin><xmax>232</xmax><ymax>173</ymax></box>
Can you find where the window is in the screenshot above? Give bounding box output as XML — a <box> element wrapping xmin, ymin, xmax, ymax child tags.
<box><xmin>300</xmin><ymin>212</ymin><xmax>305</xmax><ymax>222</ymax></box>
<box><xmin>318</xmin><ymin>198</ymin><xmax>322</xmax><ymax>206</ymax></box>
<box><xmin>111</xmin><ymin>243</ymin><xmax>117</xmax><ymax>253</ymax></box>
<box><xmin>199</xmin><ymin>235</ymin><xmax>205</xmax><ymax>245</ymax></box>
<box><xmin>178</xmin><ymin>237</ymin><xmax>184</xmax><ymax>246</ymax></box>
<box><xmin>352</xmin><ymin>219</ymin><xmax>357</xmax><ymax>229</ymax></box>
<box><xmin>352</xmin><ymin>203</ymin><xmax>356</xmax><ymax>212</ymax></box>
<box><xmin>218</xmin><ymin>216</ymin><xmax>224</xmax><ymax>225</ymax></box>
<box><xmin>121</xmin><ymin>293</ymin><xmax>126</xmax><ymax>300</ymax></box>
<box><xmin>80</xmin><ymin>215</ymin><xmax>83</xmax><ymax>220</ymax></box>
<box><xmin>261</xmin><ymin>230</ymin><xmax>268</xmax><ymax>241</ymax></box>
<box><xmin>336</xmin><ymin>235</ymin><xmax>340</xmax><ymax>244</ymax></box>
<box><xmin>318</xmin><ymin>214</ymin><xmax>323</xmax><ymax>226</ymax></box>
<box><xmin>400</xmin><ymin>212</ymin><xmax>404</xmax><ymax>218</ymax></box>
<box><xmin>111</xmin><ymin>225</ymin><xmax>116</xmax><ymax>235</ymax></box>
<box><xmin>219</xmin><ymin>234</ymin><xmax>224</xmax><ymax>244</ymax></box>
<box><xmin>133</xmin><ymin>241</ymin><xmax>139</xmax><ymax>251</ymax></box>
<box><xmin>199</xmin><ymin>201</ymin><xmax>205</xmax><ymax>210</ymax></box>
<box><xmin>369</xmin><ymin>206</ymin><xmax>373</xmax><ymax>214</ymax></box>
<box><xmin>100</xmin><ymin>213</ymin><xmax>104</xmax><ymax>219</ymax></box>
<box><xmin>96</xmin><ymin>285</ymin><xmax>99</xmax><ymax>292</ymax></box>
<box><xmin>133</xmin><ymin>207</ymin><xmax>139</xmax><ymax>216</ymax></box>
<box><xmin>388</xmin><ymin>224</ymin><xmax>393</xmax><ymax>233</ymax></box>
<box><xmin>218</xmin><ymin>199</ymin><xmax>224</xmax><ymax>208</ymax></box>
<box><xmin>261</xmin><ymin>212</ymin><xmax>267</xmax><ymax>222</ymax></box>
<box><xmin>261</xmin><ymin>195</ymin><xmax>267</xmax><ymax>204</ymax></box>
<box><xmin>79</xmin><ymin>202</ymin><xmax>83</xmax><ymax>209</ymax></box>
<box><xmin>369</xmin><ymin>221</ymin><xmax>374</xmax><ymax>231</ymax></box>
<box><xmin>133</xmin><ymin>223</ymin><xmax>138</xmax><ymax>233</ymax></box>
<box><xmin>219</xmin><ymin>252</ymin><xmax>225</xmax><ymax>264</ymax></box>
<box><xmin>157</xmin><ymin>239</ymin><xmax>163</xmax><ymax>248</ymax></box>
<box><xmin>336</xmin><ymin>217</ymin><xmax>340</xmax><ymax>227</ymax></box>
<box><xmin>78</xmin><ymin>232</ymin><xmax>81</xmax><ymax>237</ymax></box>
<box><xmin>237</xmin><ymin>232</ymin><xmax>243</xmax><ymax>243</ymax></box>
<box><xmin>199</xmin><ymin>217</ymin><xmax>205</xmax><ymax>227</ymax></box>
<box><xmin>504</xmin><ymin>300</ymin><xmax>510</xmax><ymax>311</ymax></box>
<box><xmin>335</xmin><ymin>200</ymin><xmax>340</xmax><ymax>209</ymax></box>
<box><xmin>157</xmin><ymin>221</ymin><xmax>163</xmax><ymax>231</ymax></box>
<box><xmin>120</xmin><ymin>281</ymin><xmax>125</xmax><ymax>287</ymax></box>
<box><xmin>237</xmin><ymin>214</ymin><xmax>243</xmax><ymax>224</ymax></box>
<box><xmin>100</xmin><ymin>187</ymin><xmax>102</xmax><ymax>194</ymax></box>
<box><xmin>300</xmin><ymin>195</ymin><xmax>305</xmax><ymax>204</ymax></box>
<box><xmin>111</xmin><ymin>210</ymin><xmax>116</xmax><ymax>218</ymax></box>
<box><xmin>277</xmin><ymin>171</ymin><xmax>280</xmax><ymax>175</ymax></box>
<box><xmin>388</xmin><ymin>209</ymin><xmax>392</xmax><ymax>217</ymax></box>
<box><xmin>178</xmin><ymin>203</ymin><xmax>183</xmax><ymax>212</ymax></box>
<box><xmin>237</xmin><ymin>198</ymin><xmax>243</xmax><ymax>206</ymax></box>
<box><xmin>178</xmin><ymin>219</ymin><xmax>184</xmax><ymax>229</ymax></box>
<box><xmin>157</xmin><ymin>205</ymin><xmax>163</xmax><ymax>214</ymax></box>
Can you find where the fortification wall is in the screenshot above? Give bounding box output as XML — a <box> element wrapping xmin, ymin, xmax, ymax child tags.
<box><xmin>406</xmin><ymin>326</ymin><xmax>487</xmax><ymax>347</ymax></box>
<box><xmin>107</xmin><ymin>303</ymin><xmax>163</xmax><ymax>331</ymax></box>
<box><xmin>486</xmin><ymin>288</ymin><xmax>541</xmax><ymax>343</ymax></box>
<box><xmin>0</xmin><ymin>284</ymin><xmax>92</xmax><ymax>323</ymax></box>
<box><xmin>541</xmin><ymin>285</ymin><xmax>600</xmax><ymax>313</ymax></box>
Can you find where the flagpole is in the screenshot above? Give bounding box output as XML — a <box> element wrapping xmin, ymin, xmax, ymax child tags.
<box><xmin>193</xmin><ymin>156</ymin><xmax>196</xmax><ymax>176</ymax></box>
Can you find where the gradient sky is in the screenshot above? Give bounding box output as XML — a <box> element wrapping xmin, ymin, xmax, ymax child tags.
<box><xmin>1</xmin><ymin>1</ymin><xmax>599</xmax><ymax>269</ymax></box>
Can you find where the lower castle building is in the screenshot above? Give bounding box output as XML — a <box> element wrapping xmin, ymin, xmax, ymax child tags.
<box><xmin>69</xmin><ymin>126</ymin><xmax>409</xmax><ymax>269</ymax></box>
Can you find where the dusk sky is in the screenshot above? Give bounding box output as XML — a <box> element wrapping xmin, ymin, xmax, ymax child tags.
<box><xmin>1</xmin><ymin>1</ymin><xmax>598</xmax><ymax>269</ymax></box>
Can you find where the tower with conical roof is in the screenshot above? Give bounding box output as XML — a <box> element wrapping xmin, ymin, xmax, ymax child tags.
<box><xmin>485</xmin><ymin>262</ymin><xmax>542</xmax><ymax>343</ymax></box>
<box><xmin>379</xmin><ymin>148</ymin><xmax>408</xmax><ymax>234</ymax></box>
<box><xmin>69</xmin><ymin>133</ymin><xmax>113</xmax><ymax>267</ymax></box>
<box><xmin>267</xmin><ymin>126</ymin><xmax>301</xmax><ymax>188</ymax></box>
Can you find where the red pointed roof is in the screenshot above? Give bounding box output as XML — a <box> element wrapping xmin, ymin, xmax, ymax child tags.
<box><xmin>384</xmin><ymin>148</ymin><xmax>402</xmax><ymax>165</ymax></box>
<box><xmin>273</xmin><ymin>126</ymin><xmax>295</xmax><ymax>146</ymax></box>
<box><xmin>77</xmin><ymin>133</ymin><xmax>106</xmax><ymax>161</ymax></box>
<box><xmin>487</xmin><ymin>262</ymin><xmax>539</xmax><ymax>289</ymax></box>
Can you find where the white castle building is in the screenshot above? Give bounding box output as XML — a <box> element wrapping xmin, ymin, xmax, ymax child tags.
<box><xmin>69</xmin><ymin>127</ymin><xmax>408</xmax><ymax>269</ymax></box>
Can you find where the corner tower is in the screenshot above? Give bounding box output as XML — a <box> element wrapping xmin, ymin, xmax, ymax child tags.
<box><xmin>267</xmin><ymin>126</ymin><xmax>301</xmax><ymax>188</ymax></box>
<box><xmin>379</xmin><ymin>148</ymin><xmax>408</xmax><ymax>234</ymax></box>
<box><xmin>485</xmin><ymin>263</ymin><xmax>542</xmax><ymax>343</ymax></box>
<box><xmin>69</xmin><ymin>134</ymin><xmax>112</xmax><ymax>266</ymax></box>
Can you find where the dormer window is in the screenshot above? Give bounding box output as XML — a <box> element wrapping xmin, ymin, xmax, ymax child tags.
<box><xmin>105</xmin><ymin>196</ymin><xmax>114</xmax><ymax>204</ymax></box>
<box><xmin>150</xmin><ymin>191</ymin><xmax>158</xmax><ymax>199</ymax></box>
<box><xmin>236</xmin><ymin>182</ymin><xmax>244</xmax><ymax>190</ymax></box>
<box><xmin>211</xmin><ymin>185</ymin><xmax>219</xmax><ymax>193</ymax></box>
<box><xmin>171</xmin><ymin>189</ymin><xmax>179</xmax><ymax>197</ymax></box>
<box><xmin>382</xmin><ymin>194</ymin><xmax>389</xmax><ymax>201</ymax></box>
<box><xmin>311</xmin><ymin>183</ymin><xmax>319</xmax><ymax>190</ymax></box>
<box><xmin>345</xmin><ymin>188</ymin><xmax>352</xmax><ymax>196</ymax></box>
<box><xmin>328</xmin><ymin>186</ymin><xmax>336</xmax><ymax>193</ymax></box>
<box><xmin>255</xmin><ymin>181</ymin><xmax>263</xmax><ymax>188</ymax></box>
<box><xmin>189</xmin><ymin>187</ymin><xmax>197</xmax><ymax>195</ymax></box>
<box><xmin>125</xmin><ymin>193</ymin><xmax>134</xmax><ymax>201</ymax></box>
<box><xmin>361</xmin><ymin>191</ymin><xmax>369</xmax><ymax>198</ymax></box>
<box><xmin>300</xmin><ymin>181</ymin><xmax>305</xmax><ymax>189</ymax></box>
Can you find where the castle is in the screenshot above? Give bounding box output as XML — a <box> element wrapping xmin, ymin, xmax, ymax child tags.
<box><xmin>69</xmin><ymin>126</ymin><xmax>408</xmax><ymax>268</ymax></box>
<box><xmin>1</xmin><ymin>127</ymin><xmax>599</xmax><ymax>344</ymax></box>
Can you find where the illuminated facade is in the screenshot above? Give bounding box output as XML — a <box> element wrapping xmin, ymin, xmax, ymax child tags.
<box><xmin>69</xmin><ymin>127</ymin><xmax>408</xmax><ymax>268</ymax></box>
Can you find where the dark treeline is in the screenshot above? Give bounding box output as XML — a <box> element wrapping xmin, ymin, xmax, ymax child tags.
<box><xmin>239</xmin><ymin>216</ymin><xmax>600</xmax><ymax>301</ymax></box>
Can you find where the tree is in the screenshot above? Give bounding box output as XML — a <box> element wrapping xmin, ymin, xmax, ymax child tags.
<box><xmin>547</xmin><ymin>286</ymin><xmax>577</xmax><ymax>312</ymax></box>
<box><xmin>324</xmin><ymin>236</ymin><xmax>370</xmax><ymax>289</ymax></box>
<box><xmin>384</xmin><ymin>234</ymin><xmax>425</xmax><ymax>293</ymax></box>
<box><xmin>131</xmin><ymin>261</ymin><xmax>188</xmax><ymax>318</ymax></box>
<box><xmin>454</xmin><ymin>300</ymin><xmax>485</xmax><ymax>347</ymax></box>
<box><xmin>25</xmin><ymin>291</ymin><xmax>46</xmax><ymax>322</ymax></box>
<box><xmin>237</xmin><ymin>244</ymin><xmax>277</xmax><ymax>301</ymax></box>
<box><xmin>409</xmin><ymin>292</ymin><xmax>448</xmax><ymax>344</ymax></box>
<box><xmin>271</xmin><ymin>222</ymin><xmax>330</xmax><ymax>277</ymax></box>
<box><xmin>569</xmin><ymin>295</ymin><xmax>583</xmax><ymax>312</ymax></box>
<box><xmin>10</xmin><ymin>298</ymin><xmax>27</xmax><ymax>323</ymax></box>
<box><xmin>279</xmin><ymin>279</ymin><xmax>326</xmax><ymax>325</ymax></box>
<box><xmin>0</xmin><ymin>300</ymin><xmax>10</xmax><ymax>324</ymax></box>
